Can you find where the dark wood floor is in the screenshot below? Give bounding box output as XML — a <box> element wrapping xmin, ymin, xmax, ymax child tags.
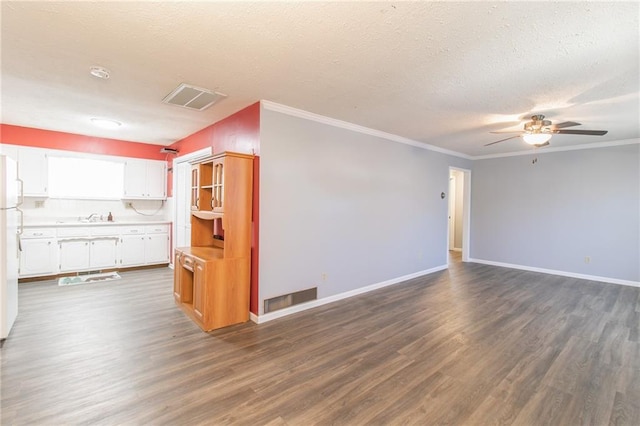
<box><xmin>2</xmin><ymin>256</ymin><xmax>639</xmax><ymax>425</ymax></box>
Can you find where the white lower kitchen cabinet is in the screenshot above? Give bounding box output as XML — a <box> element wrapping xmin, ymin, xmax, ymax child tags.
<box><xmin>89</xmin><ymin>238</ymin><xmax>119</xmax><ymax>269</ymax></box>
<box><xmin>19</xmin><ymin>222</ymin><xmax>171</xmax><ymax>278</ymax></box>
<box><xmin>145</xmin><ymin>234</ymin><xmax>170</xmax><ymax>264</ymax></box>
<box><xmin>120</xmin><ymin>235</ymin><xmax>146</xmax><ymax>267</ymax></box>
<box><xmin>19</xmin><ymin>238</ymin><xmax>57</xmax><ymax>277</ymax></box>
<box><xmin>59</xmin><ymin>240</ymin><xmax>91</xmax><ymax>272</ymax></box>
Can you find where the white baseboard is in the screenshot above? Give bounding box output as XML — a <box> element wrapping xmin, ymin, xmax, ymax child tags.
<box><xmin>469</xmin><ymin>258</ymin><xmax>640</xmax><ymax>288</ymax></box>
<box><xmin>250</xmin><ymin>265</ymin><xmax>448</xmax><ymax>324</ymax></box>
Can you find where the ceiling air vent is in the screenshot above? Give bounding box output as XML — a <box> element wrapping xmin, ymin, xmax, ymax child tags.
<box><xmin>162</xmin><ymin>83</ymin><xmax>227</xmax><ymax>111</ymax></box>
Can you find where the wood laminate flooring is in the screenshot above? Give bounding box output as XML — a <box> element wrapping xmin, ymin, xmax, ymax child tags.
<box><xmin>1</xmin><ymin>257</ymin><xmax>639</xmax><ymax>425</ymax></box>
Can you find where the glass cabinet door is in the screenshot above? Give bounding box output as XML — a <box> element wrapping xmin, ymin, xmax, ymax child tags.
<box><xmin>190</xmin><ymin>165</ymin><xmax>199</xmax><ymax>210</ymax></box>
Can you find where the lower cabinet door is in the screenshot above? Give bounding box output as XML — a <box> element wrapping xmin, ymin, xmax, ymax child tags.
<box><xmin>19</xmin><ymin>238</ymin><xmax>57</xmax><ymax>277</ymax></box>
<box><xmin>90</xmin><ymin>239</ymin><xmax>118</xmax><ymax>269</ymax></box>
<box><xmin>120</xmin><ymin>235</ymin><xmax>146</xmax><ymax>267</ymax></box>
<box><xmin>59</xmin><ymin>240</ymin><xmax>90</xmax><ymax>272</ymax></box>
<box><xmin>145</xmin><ymin>234</ymin><xmax>169</xmax><ymax>264</ymax></box>
<box><xmin>193</xmin><ymin>259</ymin><xmax>205</xmax><ymax>323</ymax></box>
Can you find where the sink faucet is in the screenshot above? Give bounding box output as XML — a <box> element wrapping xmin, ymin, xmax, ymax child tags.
<box><xmin>86</xmin><ymin>213</ymin><xmax>99</xmax><ymax>222</ymax></box>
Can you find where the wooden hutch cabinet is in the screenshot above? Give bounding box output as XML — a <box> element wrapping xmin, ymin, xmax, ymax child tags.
<box><xmin>175</xmin><ymin>152</ymin><xmax>253</xmax><ymax>331</ymax></box>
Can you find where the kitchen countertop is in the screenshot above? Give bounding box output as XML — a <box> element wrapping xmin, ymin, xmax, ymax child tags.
<box><xmin>23</xmin><ymin>220</ymin><xmax>171</xmax><ymax>228</ymax></box>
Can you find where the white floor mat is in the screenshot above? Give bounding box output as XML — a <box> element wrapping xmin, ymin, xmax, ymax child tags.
<box><xmin>58</xmin><ymin>272</ymin><xmax>121</xmax><ymax>286</ymax></box>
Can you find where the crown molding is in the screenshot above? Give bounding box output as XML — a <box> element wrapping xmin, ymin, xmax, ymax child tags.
<box><xmin>260</xmin><ymin>101</ymin><xmax>638</xmax><ymax>161</ymax></box>
<box><xmin>261</xmin><ymin>100</ymin><xmax>473</xmax><ymax>160</ymax></box>
<box><xmin>473</xmin><ymin>138</ymin><xmax>640</xmax><ymax>160</ymax></box>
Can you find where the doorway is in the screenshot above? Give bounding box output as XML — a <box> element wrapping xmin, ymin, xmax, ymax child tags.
<box><xmin>171</xmin><ymin>147</ymin><xmax>212</xmax><ymax>261</ymax></box>
<box><xmin>448</xmin><ymin>167</ymin><xmax>471</xmax><ymax>262</ymax></box>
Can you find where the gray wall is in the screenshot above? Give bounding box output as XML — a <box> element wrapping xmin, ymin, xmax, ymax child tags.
<box><xmin>471</xmin><ymin>143</ymin><xmax>640</xmax><ymax>282</ymax></box>
<box><xmin>259</xmin><ymin>107</ymin><xmax>471</xmax><ymax>313</ymax></box>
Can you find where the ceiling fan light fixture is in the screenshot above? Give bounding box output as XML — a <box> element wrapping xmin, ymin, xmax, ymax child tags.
<box><xmin>522</xmin><ymin>132</ymin><xmax>552</xmax><ymax>145</ymax></box>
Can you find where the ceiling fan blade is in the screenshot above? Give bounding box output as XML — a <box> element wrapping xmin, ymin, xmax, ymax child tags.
<box><xmin>484</xmin><ymin>135</ymin><xmax>521</xmax><ymax>146</ymax></box>
<box><xmin>551</xmin><ymin>121</ymin><xmax>581</xmax><ymax>129</ymax></box>
<box><xmin>534</xmin><ymin>141</ymin><xmax>550</xmax><ymax>148</ymax></box>
<box><xmin>553</xmin><ymin>129</ymin><xmax>608</xmax><ymax>135</ymax></box>
<box><xmin>490</xmin><ymin>130</ymin><xmax>523</xmax><ymax>134</ymax></box>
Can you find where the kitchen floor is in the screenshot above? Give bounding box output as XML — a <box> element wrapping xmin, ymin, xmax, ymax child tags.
<box><xmin>2</xmin><ymin>264</ymin><xmax>639</xmax><ymax>425</ymax></box>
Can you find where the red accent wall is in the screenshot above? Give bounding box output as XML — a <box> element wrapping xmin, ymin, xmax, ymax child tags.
<box><xmin>169</xmin><ymin>102</ymin><xmax>261</xmax><ymax>315</ymax></box>
<box><xmin>168</xmin><ymin>102</ymin><xmax>260</xmax><ymax>157</ymax></box>
<box><xmin>0</xmin><ymin>124</ymin><xmax>168</xmax><ymax>160</ymax></box>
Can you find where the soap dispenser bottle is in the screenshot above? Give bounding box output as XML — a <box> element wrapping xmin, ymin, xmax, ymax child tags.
<box><xmin>107</xmin><ymin>212</ymin><xmax>113</xmax><ymax>222</ymax></box>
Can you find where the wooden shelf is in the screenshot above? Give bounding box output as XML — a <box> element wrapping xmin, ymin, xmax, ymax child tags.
<box><xmin>192</xmin><ymin>211</ymin><xmax>223</xmax><ymax>221</ymax></box>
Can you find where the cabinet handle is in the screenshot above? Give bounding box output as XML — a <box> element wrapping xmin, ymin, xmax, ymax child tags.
<box><xmin>33</xmin><ymin>232</ymin><xmax>43</xmax><ymax>236</ymax></box>
<box><xmin>48</xmin><ymin>241</ymin><xmax>51</xmax><ymax>245</ymax></box>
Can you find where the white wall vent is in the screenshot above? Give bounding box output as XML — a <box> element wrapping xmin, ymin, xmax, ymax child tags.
<box><xmin>162</xmin><ymin>83</ymin><xmax>227</xmax><ymax>111</ymax></box>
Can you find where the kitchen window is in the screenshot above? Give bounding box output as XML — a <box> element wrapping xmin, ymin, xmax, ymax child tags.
<box><xmin>48</xmin><ymin>156</ymin><xmax>124</xmax><ymax>199</ymax></box>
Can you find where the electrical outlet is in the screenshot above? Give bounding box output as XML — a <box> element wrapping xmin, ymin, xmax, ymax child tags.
<box><xmin>126</xmin><ymin>202</ymin><xmax>133</xmax><ymax>208</ymax></box>
<box><xmin>321</xmin><ymin>273</ymin><xmax>327</xmax><ymax>282</ymax></box>
<box><xmin>584</xmin><ymin>256</ymin><xmax>591</xmax><ymax>264</ymax></box>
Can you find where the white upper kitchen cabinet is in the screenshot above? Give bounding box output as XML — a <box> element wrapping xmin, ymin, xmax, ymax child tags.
<box><xmin>0</xmin><ymin>144</ymin><xmax>18</xmax><ymax>160</ymax></box>
<box><xmin>123</xmin><ymin>159</ymin><xmax>166</xmax><ymax>200</ymax></box>
<box><xmin>18</xmin><ymin>146</ymin><xmax>48</xmax><ymax>197</ymax></box>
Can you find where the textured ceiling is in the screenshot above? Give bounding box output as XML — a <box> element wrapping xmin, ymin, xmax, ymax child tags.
<box><xmin>1</xmin><ymin>1</ymin><xmax>638</xmax><ymax>157</ymax></box>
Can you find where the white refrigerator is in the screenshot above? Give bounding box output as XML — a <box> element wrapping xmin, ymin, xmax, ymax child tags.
<box><xmin>1</xmin><ymin>155</ymin><xmax>22</xmax><ymax>340</ymax></box>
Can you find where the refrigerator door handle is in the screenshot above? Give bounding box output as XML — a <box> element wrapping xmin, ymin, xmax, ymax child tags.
<box><xmin>16</xmin><ymin>207</ymin><xmax>24</xmax><ymax>235</ymax></box>
<box><xmin>16</xmin><ymin>178</ymin><xmax>24</xmax><ymax>207</ymax></box>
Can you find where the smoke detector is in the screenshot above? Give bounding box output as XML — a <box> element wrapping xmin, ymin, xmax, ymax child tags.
<box><xmin>90</xmin><ymin>66</ymin><xmax>110</xmax><ymax>79</ymax></box>
<box><xmin>162</xmin><ymin>83</ymin><xmax>227</xmax><ymax>111</ymax></box>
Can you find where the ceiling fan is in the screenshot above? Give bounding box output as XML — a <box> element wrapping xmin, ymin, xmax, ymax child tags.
<box><xmin>485</xmin><ymin>115</ymin><xmax>608</xmax><ymax>147</ymax></box>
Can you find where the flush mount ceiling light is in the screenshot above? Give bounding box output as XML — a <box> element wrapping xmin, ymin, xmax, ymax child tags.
<box><xmin>522</xmin><ymin>132</ymin><xmax>552</xmax><ymax>145</ymax></box>
<box><xmin>89</xmin><ymin>66</ymin><xmax>110</xmax><ymax>79</ymax></box>
<box><xmin>90</xmin><ymin>118</ymin><xmax>122</xmax><ymax>129</ymax></box>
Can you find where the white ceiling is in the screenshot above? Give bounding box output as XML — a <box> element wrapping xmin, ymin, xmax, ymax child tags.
<box><xmin>1</xmin><ymin>1</ymin><xmax>638</xmax><ymax>157</ymax></box>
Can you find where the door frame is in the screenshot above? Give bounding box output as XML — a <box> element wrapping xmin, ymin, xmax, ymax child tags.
<box><xmin>448</xmin><ymin>173</ymin><xmax>456</xmax><ymax>251</ymax></box>
<box><xmin>448</xmin><ymin>167</ymin><xmax>471</xmax><ymax>262</ymax></box>
<box><xmin>171</xmin><ymin>147</ymin><xmax>212</xmax><ymax>267</ymax></box>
